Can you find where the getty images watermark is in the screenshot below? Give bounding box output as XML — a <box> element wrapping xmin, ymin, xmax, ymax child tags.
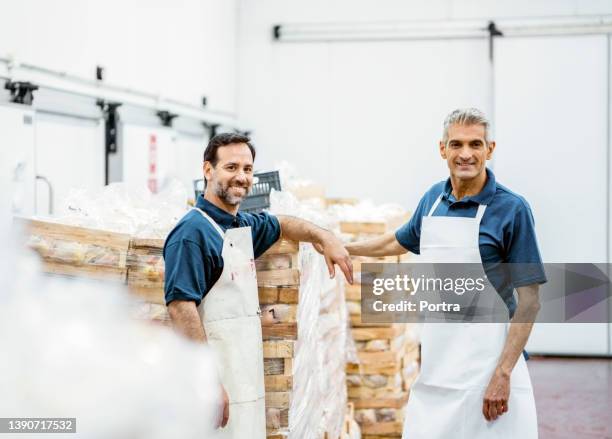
<box><xmin>359</xmin><ymin>263</ymin><xmax>612</xmax><ymax>324</ymax></box>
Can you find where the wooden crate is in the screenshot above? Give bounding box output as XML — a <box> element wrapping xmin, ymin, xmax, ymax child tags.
<box><xmin>288</xmin><ymin>183</ymin><xmax>326</xmax><ymax>201</ymax></box>
<box><xmin>355</xmin><ymin>406</ymin><xmax>403</xmax><ymax>425</ymax></box>
<box><xmin>258</xmin><ymin>240</ymin><xmax>299</xmax><ymax>439</ymax></box>
<box><xmin>257</xmin><ymin>239</ymin><xmax>300</xmax><ymax>288</ymax></box>
<box><xmin>325</xmin><ymin>198</ymin><xmax>359</xmax><ymax>207</ymax></box>
<box><xmin>17</xmin><ymin>218</ymin><xmax>131</xmax><ymax>282</ymax></box>
<box><xmin>126</xmin><ymin>238</ymin><xmax>165</xmax><ymax>304</ymax></box>
<box><xmin>339</xmin><ymin>213</ymin><xmax>410</xmax><ymax>238</ymax></box>
<box><xmin>360</xmin><ymin>421</ymin><xmax>403</xmax><ymax>436</ymax></box>
<box><xmin>339</xmin><ymin>210</ymin><xmax>418</xmax><ymax>437</ymax></box>
<box><xmin>351</xmin><ymin>392</ymin><xmax>409</xmax><ymax>410</ymax></box>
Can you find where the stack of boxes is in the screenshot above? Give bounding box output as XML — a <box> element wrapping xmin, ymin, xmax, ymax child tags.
<box><xmin>256</xmin><ymin>238</ymin><xmax>300</xmax><ymax>438</ymax></box>
<box><xmin>19</xmin><ymin>218</ymin><xmax>131</xmax><ymax>283</ymax></box>
<box><xmin>125</xmin><ymin>237</ymin><xmax>170</xmax><ymax>324</ymax></box>
<box><xmin>340</xmin><ymin>218</ymin><xmax>420</xmax><ymax>439</ymax></box>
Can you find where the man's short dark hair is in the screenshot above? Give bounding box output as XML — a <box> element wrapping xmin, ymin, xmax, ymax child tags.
<box><xmin>203</xmin><ymin>133</ymin><xmax>256</xmax><ymax>166</ymax></box>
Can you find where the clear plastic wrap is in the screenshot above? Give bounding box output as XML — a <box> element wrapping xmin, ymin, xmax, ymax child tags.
<box><xmin>0</xmin><ymin>230</ymin><xmax>221</xmax><ymax>439</ymax></box>
<box><xmin>269</xmin><ymin>189</ymin><xmax>336</xmax><ymax>231</ymax></box>
<box><xmin>49</xmin><ymin>180</ymin><xmax>189</xmax><ymax>237</ymax></box>
<box><xmin>290</xmin><ymin>243</ymin><xmax>349</xmax><ymax>439</ymax></box>
<box><xmin>327</xmin><ymin>200</ymin><xmax>406</xmax><ymax>224</ymax></box>
<box><xmin>270</xmin><ymin>190</ymin><xmax>356</xmax><ymax>439</ymax></box>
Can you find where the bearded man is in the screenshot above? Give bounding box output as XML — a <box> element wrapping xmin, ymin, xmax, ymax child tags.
<box><xmin>163</xmin><ymin>133</ymin><xmax>352</xmax><ymax>438</ymax></box>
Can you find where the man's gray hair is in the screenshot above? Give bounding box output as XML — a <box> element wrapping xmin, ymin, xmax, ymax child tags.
<box><xmin>442</xmin><ymin>108</ymin><xmax>491</xmax><ymax>143</ymax></box>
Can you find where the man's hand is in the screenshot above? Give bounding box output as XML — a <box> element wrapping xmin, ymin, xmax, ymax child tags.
<box><xmin>481</xmin><ymin>284</ymin><xmax>539</xmax><ymax>422</ymax></box>
<box><xmin>319</xmin><ymin>231</ymin><xmax>353</xmax><ymax>284</ymax></box>
<box><xmin>216</xmin><ymin>384</ymin><xmax>229</xmax><ymax>428</ymax></box>
<box><xmin>276</xmin><ymin>215</ymin><xmax>353</xmax><ymax>284</ymax></box>
<box><xmin>482</xmin><ymin>369</ymin><xmax>510</xmax><ymax>421</ymax></box>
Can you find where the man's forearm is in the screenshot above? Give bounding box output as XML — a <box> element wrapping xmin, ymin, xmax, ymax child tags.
<box><xmin>345</xmin><ymin>231</ymin><xmax>408</xmax><ymax>257</ymax></box>
<box><xmin>277</xmin><ymin>215</ymin><xmax>330</xmax><ymax>244</ymax></box>
<box><xmin>495</xmin><ymin>285</ymin><xmax>541</xmax><ymax>377</ymax></box>
<box><xmin>276</xmin><ymin>215</ymin><xmax>353</xmax><ymax>283</ymax></box>
<box><xmin>167</xmin><ymin>300</ymin><xmax>207</xmax><ymax>343</ymax></box>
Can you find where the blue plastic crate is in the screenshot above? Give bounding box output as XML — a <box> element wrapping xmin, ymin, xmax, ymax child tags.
<box><xmin>193</xmin><ymin>170</ymin><xmax>281</xmax><ymax>213</ymax></box>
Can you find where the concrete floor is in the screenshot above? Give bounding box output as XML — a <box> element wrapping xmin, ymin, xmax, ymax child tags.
<box><xmin>528</xmin><ymin>356</ymin><xmax>612</xmax><ymax>439</ymax></box>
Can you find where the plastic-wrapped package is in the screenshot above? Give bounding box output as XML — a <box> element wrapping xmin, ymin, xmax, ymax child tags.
<box><xmin>327</xmin><ymin>200</ymin><xmax>406</xmax><ymax>224</ymax></box>
<box><xmin>0</xmin><ymin>231</ymin><xmax>221</xmax><ymax>439</ymax></box>
<box><xmin>269</xmin><ymin>190</ymin><xmax>356</xmax><ymax>439</ymax></box>
<box><xmin>269</xmin><ymin>189</ymin><xmax>336</xmax><ymax>231</ymax></box>
<box><xmin>290</xmin><ymin>243</ymin><xmax>349</xmax><ymax>439</ymax></box>
<box><xmin>273</xmin><ymin>161</ymin><xmax>325</xmax><ymax>203</ymax></box>
<box><xmin>50</xmin><ymin>180</ymin><xmax>189</xmax><ymax>238</ymax></box>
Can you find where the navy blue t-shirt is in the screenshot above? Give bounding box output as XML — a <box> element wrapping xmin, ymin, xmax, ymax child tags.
<box><xmin>163</xmin><ymin>196</ymin><xmax>281</xmax><ymax>306</ymax></box>
<box><xmin>395</xmin><ymin>168</ymin><xmax>547</xmax><ymax>316</ymax></box>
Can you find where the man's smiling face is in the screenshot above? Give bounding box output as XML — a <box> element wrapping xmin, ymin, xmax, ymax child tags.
<box><xmin>439</xmin><ymin>123</ymin><xmax>495</xmax><ymax>182</ymax></box>
<box><xmin>205</xmin><ymin>143</ymin><xmax>254</xmax><ymax>206</ymax></box>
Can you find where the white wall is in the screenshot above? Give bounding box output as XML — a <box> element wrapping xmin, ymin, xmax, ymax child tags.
<box><xmin>34</xmin><ymin>113</ymin><xmax>105</xmax><ymax>216</ymax></box>
<box><xmin>0</xmin><ymin>104</ymin><xmax>36</xmax><ymax>220</ymax></box>
<box><xmin>493</xmin><ymin>34</ymin><xmax>610</xmax><ymax>355</ymax></box>
<box><xmin>0</xmin><ymin>0</ymin><xmax>238</xmax><ymax>113</ymax></box>
<box><xmin>237</xmin><ymin>0</ymin><xmax>612</xmax><ymax>207</ymax></box>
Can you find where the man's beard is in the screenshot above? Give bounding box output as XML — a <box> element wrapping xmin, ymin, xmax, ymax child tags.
<box><xmin>214</xmin><ymin>180</ymin><xmax>250</xmax><ymax>206</ymax></box>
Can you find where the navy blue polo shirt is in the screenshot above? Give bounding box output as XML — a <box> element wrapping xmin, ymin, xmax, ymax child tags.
<box><xmin>163</xmin><ymin>196</ymin><xmax>281</xmax><ymax>306</ymax></box>
<box><xmin>395</xmin><ymin>168</ymin><xmax>547</xmax><ymax>316</ymax></box>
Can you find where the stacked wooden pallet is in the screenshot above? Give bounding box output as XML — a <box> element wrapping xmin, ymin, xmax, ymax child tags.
<box><xmin>18</xmin><ymin>219</ymin><xmax>170</xmax><ymax>322</ymax></box>
<box><xmin>256</xmin><ymin>239</ymin><xmax>300</xmax><ymax>438</ymax></box>
<box><xmin>125</xmin><ymin>237</ymin><xmax>170</xmax><ymax>324</ymax></box>
<box><xmin>340</xmin><ymin>219</ymin><xmax>419</xmax><ymax>439</ymax></box>
<box><xmin>347</xmin><ymin>325</ymin><xmax>419</xmax><ymax>438</ymax></box>
<box><xmin>18</xmin><ymin>218</ymin><xmax>131</xmax><ymax>283</ymax></box>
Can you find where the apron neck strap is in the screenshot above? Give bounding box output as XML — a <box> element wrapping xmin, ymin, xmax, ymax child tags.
<box><xmin>475</xmin><ymin>204</ymin><xmax>487</xmax><ymax>224</ymax></box>
<box><xmin>427</xmin><ymin>193</ymin><xmax>488</xmax><ymax>224</ymax></box>
<box><xmin>427</xmin><ymin>194</ymin><xmax>443</xmax><ymax>216</ymax></box>
<box><xmin>195</xmin><ymin>208</ymin><xmax>226</xmax><ymax>239</ymax></box>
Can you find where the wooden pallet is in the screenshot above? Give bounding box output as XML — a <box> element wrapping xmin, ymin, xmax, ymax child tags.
<box><xmin>350</xmin><ymin>392</ymin><xmax>409</xmax><ymax>410</ymax></box>
<box><xmin>258</xmin><ymin>240</ymin><xmax>300</xmax><ymax>439</ymax></box>
<box><xmin>17</xmin><ymin>218</ymin><xmax>131</xmax><ymax>282</ymax></box>
<box><xmin>126</xmin><ymin>238</ymin><xmax>165</xmax><ymax>303</ymax></box>
<box><xmin>355</xmin><ymin>406</ymin><xmax>404</xmax><ymax>425</ymax></box>
<box><xmin>360</xmin><ymin>421</ymin><xmax>404</xmax><ymax>436</ymax></box>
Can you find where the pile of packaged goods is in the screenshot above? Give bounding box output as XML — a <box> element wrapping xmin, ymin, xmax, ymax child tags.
<box><xmin>18</xmin><ymin>217</ymin><xmax>131</xmax><ymax>282</ymax></box>
<box><xmin>19</xmin><ymin>183</ymin><xmax>352</xmax><ymax>439</ymax></box>
<box><xmin>17</xmin><ymin>182</ymin><xmax>187</xmax><ymax>325</ymax></box>
<box><xmin>330</xmin><ymin>202</ymin><xmax>420</xmax><ymax>439</ymax></box>
<box><xmin>257</xmin><ymin>239</ymin><xmax>350</xmax><ymax>439</ymax></box>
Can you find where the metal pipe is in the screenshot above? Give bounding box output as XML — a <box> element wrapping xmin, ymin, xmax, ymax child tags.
<box><xmin>274</xmin><ymin>15</ymin><xmax>612</xmax><ymax>43</ymax></box>
<box><xmin>0</xmin><ymin>57</ymin><xmax>240</xmax><ymax>128</ymax></box>
<box><xmin>35</xmin><ymin>175</ymin><xmax>54</xmax><ymax>215</ymax></box>
<box><xmin>35</xmin><ymin>108</ymin><xmax>101</xmax><ymax>123</ymax></box>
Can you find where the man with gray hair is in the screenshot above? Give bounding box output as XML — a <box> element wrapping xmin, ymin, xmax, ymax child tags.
<box><xmin>346</xmin><ymin>108</ymin><xmax>545</xmax><ymax>438</ymax></box>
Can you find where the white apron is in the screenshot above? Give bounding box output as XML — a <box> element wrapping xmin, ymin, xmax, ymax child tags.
<box><xmin>403</xmin><ymin>194</ymin><xmax>538</xmax><ymax>438</ymax></box>
<box><xmin>195</xmin><ymin>209</ymin><xmax>266</xmax><ymax>439</ymax></box>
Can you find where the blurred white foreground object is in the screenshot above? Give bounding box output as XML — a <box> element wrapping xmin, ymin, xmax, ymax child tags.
<box><xmin>0</xmin><ymin>225</ymin><xmax>220</xmax><ymax>439</ymax></box>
